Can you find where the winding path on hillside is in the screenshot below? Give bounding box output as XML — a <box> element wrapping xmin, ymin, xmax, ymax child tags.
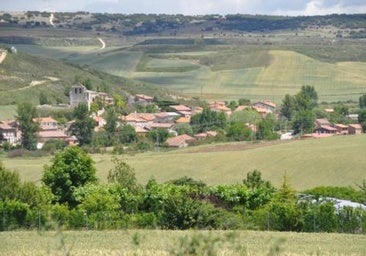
<box><xmin>97</xmin><ymin>37</ymin><xmax>106</xmax><ymax>49</ymax></box>
<box><xmin>8</xmin><ymin>77</ymin><xmax>60</xmax><ymax>92</ymax></box>
<box><xmin>49</xmin><ymin>13</ymin><xmax>55</xmax><ymax>27</ymax></box>
<box><xmin>0</xmin><ymin>50</ymin><xmax>7</xmax><ymax>64</ymax></box>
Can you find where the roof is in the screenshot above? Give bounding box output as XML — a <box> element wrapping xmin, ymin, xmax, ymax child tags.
<box><xmin>211</xmin><ymin>105</ymin><xmax>231</xmax><ymax>112</ymax></box>
<box><xmin>253</xmin><ymin>100</ymin><xmax>276</xmax><ymax>109</ymax></box>
<box><xmin>170</xmin><ymin>105</ymin><xmax>192</xmax><ymax>112</ymax></box>
<box><xmin>136</xmin><ymin>94</ymin><xmax>154</xmax><ymax>101</ymax></box>
<box><xmin>334</xmin><ymin>124</ymin><xmax>348</xmax><ymax>129</ymax></box>
<box><xmin>253</xmin><ymin>106</ymin><xmax>268</xmax><ymax>114</ymax></box>
<box><xmin>134</xmin><ymin>126</ymin><xmax>149</xmax><ymax>133</ymax></box>
<box><xmin>38</xmin><ymin>130</ymin><xmax>68</xmax><ymax>139</ymax></box>
<box><xmin>315</xmin><ymin>118</ymin><xmax>331</xmax><ymax>126</ymax></box>
<box><xmin>194</xmin><ymin>131</ymin><xmax>217</xmax><ymax>139</ymax></box>
<box><xmin>235</xmin><ymin>105</ymin><xmax>250</xmax><ymax>112</ymax></box>
<box><xmin>319</xmin><ymin>125</ymin><xmax>337</xmax><ymax>131</ymax></box>
<box><xmin>148</xmin><ymin>123</ymin><xmax>174</xmax><ymax>129</ymax></box>
<box><xmin>0</xmin><ymin>123</ymin><xmax>14</xmax><ymax>130</ymax></box>
<box><xmin>209</xmin><ymin>101</ymin><xmax>226</xmax><ymax>107</ymax></box>
<box><xmin>36</xmin><ymin>116</ymin><xmax>58</xmax><ymax>123</ymax></box>
<box><xmin>348</xmin><ymin>124</ymin><xmax>362</xmax><ymax>129</ymax></box>
<box><xmin>122</xmin><ymin>113</ymin><xmax>156</xmax><ymax>122</ymax></box>
<box><xmin>166</xmin><ymin>134</ymin><xmax>195</xmax><ymax>147</ymax></box>
<box><xmin>175</xmin><ymin>116</ymin><xmax>191</xmax><ymax>124</ymax></box>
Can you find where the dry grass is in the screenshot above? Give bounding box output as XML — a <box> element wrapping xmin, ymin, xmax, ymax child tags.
<box><xmin>0</xmin><ymin>230</ymin><xmax>365</xmax><ymax>256</ymax></box>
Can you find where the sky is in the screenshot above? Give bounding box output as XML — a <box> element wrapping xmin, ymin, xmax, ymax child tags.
<box><xmin>1</xmin><ymin>0</ymin><xmax>366</xmax><ymax>16</ymax></box>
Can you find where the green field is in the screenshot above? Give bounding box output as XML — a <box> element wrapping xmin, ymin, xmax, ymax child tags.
<box><xmin>9</xmin><ymin>37</ymin><xmax>366</xmax><ymax>103</ymax></box>
<box><xmin>0</xmin><ymin>230</ymin><xmax>365</xmax><ymax>255</ymax></box>
<box><xmin>2</xmin><ymin>135</ymin><xmax>366</xmax><ymax>190</ymax></box>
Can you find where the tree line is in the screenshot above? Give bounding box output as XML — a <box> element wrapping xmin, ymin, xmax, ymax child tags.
<box><xmin>1</xmin><ymin>147</ymin><xmax>366</xmax><ymax>232</ymax></box>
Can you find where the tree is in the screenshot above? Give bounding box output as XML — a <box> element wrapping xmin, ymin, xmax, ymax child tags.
<box><xmin>359</xmin><ymin>94</ymin><xmax>366</xmax><ymax>109</ymax></box>
<box><xmin>148</xmin><ymin>128</ymin><xmax>169</xmax><ymax>146</ymax></box>
<box><xmin>107</xmin><ymin>157</ymin><xmax>139</xmax><ymax>192</ymax></box>
<box><xmin>358</xmin><ymin>109</ymin><xmax>366</xmax><ymax>132</ymax></box>
<box><xmin>226</xmin><ymin>122</ymin><xmax>252</xmax><ymax>141</ymax></box>
<box><xmin>175</xmin><ymin>123</ymin><xmax>193</xmax><ymax>136</ymax></box>
<box><xmin>298</xmin><ymin>85</ymin><xmax>318</xmax><ymax>109</ymax></box>
<box><xmin>238</xmin><ymin>98</ymin><xmax>250</xmax><ymax>106</ymax></box>
<box><xmin>105</xmin><ymin>107</ymin><xmax>118</xmax><ymax>136</ymax></box>
<box><xmin>190</xmin><ymin>107</ymin><xmax>226</xmax><ymax>133</ymax></box>
<box><xmin>16</xmin><ymin>102</ymin><xmax>40</xmax><ymax>150</ymax></box>
<box><xmin>119</xmin><ymin>124</ymin><xmax>137</xmax><ymax>144</ymax></box>
<box><xmin>82</xmin><ymin>78</ymin><xmax>93</xmax><ymax>90</ymax></box>
<box><xmin>330</xmin><ymin>103</ymin><xmax>349</xmax><ymax>124</ymax></box>
<box><xmin>39</xmin><ymin>92</ymin><xmax>49</xmax><ymax>105</ymax></box>
<box><xmin>280</xmin><ymin>94</ymin><xmax>295</xmax><ymax>120</ymax></box>
<box><xmin>42</xmin><ymin>146</ymin><xmax>97</xmax><ymax>207</ymax></box>
<box><xmin>69</xmin><ymin>103</ymin><xmax>95</xmax><ymax>145</ymax></box>
<box><xmin>243</xmin><ymin>170</ymin><xmax>273</xmax><ymax>189</ymax></box>
<box><xmin>256</xmin><ymin>115</ymin><xmax>278</xmax><ymax>141</ymax></box>
<box><xmin>292</xmin><ymin>109</ymin><xmax>315</xmax><ymax>134</ymax></box>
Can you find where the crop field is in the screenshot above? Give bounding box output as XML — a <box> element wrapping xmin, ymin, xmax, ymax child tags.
<box><xmin>7</xmin><ymin>38</ymin><xmax>366</xmax><ymax>103</ymax></box>
<box><xmin>2</xmin><ymin>135</ymin><xmax>366</xmax><ymax>190</ymax></box>
<box><xmin>0</xmin><ymin>230</ymin><xmax>365</xmax><ymax>255</ymax></box>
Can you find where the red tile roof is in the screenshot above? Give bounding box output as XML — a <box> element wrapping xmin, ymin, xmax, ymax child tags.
<box><xmin>170</xmin><ymin>105</ymin><xmax>192</xmax><ymax>112</ymax></box>
<box><xmin>166</xmin><ymin>134</ymin><xmax>195</xmax><ymax>147</ymax></box>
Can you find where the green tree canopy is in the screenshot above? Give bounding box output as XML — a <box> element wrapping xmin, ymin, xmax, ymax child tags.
<box><xmin>190</xmin><ymin>107</ymin><xmax>226</xmax><ymax>133</ymax></box>
<box><xmin>16</xmin><ymin>102</ymin><xmax>40</xmax><ymax>150</ymax></box>
<box><xmin>69</xmin><ymin>103</ymin><xmax>95</xmax><ymax>145</ymax></box>
<box><xmin>42</xmin><ymin>146</ymin><xmax>97</xmax><ymax>207</ymax></box>
<box><xmin>226</xmin><ymin>122</ymin><xmax>252</xmax><ymax>141</ymax></box>
<box><xmin>107</xmin><ymin>157</ymin><xmax>139</xmax><ymax>193</ymax></box>
<box><xmin>119</xmin><ymin>124</ymin><xmax>137</xmax><ymax>144</ymax></box>
<box><xmin>280</xmin><ymin>94</ymin><xmax>295</xmax><ymax>120</ymax></box>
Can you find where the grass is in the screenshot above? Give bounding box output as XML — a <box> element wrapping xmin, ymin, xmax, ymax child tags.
<box><xmin>0</xmin><ymin>230</ymin><xmax>365</xmax><ymax>255</ymax></box>
<box><xmin>0</xmin><ymin>105</ymin><xmax>16</xmax><ymax>120</ymax></box>
<box><xmin>2</xmin><ymin>135</ymin><xmax>366</xmax><ymax>190</ymax></box>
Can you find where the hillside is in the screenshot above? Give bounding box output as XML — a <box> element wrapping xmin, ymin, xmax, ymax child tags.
<box><xmin>1</xmin><ymin>12</ymin><xmax>366</xmax><ymax>103</ymax></box>
<box><xmin>3</xmin><ymin>135</ymin><xmax>366</xmax><ymax>190</ymax></box>
<box><xmin>0</xmin><ymin>46</ymin><xmax>173</xmax><ymax>106</ymax></box>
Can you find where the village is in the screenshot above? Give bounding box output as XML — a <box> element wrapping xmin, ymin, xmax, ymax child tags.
<box><xmin>0</xmin><ymin>83</ymin><xmax>363</xmax><ymax>150</ymax></box>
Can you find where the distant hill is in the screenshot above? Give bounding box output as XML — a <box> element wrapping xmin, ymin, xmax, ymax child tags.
<box><xmin>1</xmin><ymin>12</ymin><xmax>366</xmax><ymax>36</ymax></box>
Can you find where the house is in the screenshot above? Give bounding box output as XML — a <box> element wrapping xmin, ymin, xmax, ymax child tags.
<box><xmin>315</xmin><ymin>118</ymin><xmax>332</xmax><ymax>129</ymax></box>
<box><xmin>166</xmin><ymin>134</ymin><xmax>196</xmax><ymax>148</ymax></box>
<box><xmin>0</xmin><ymin>122</ymin><xmax>18</xmax><ymax>145</ymax></box>
<box><xmin>35</xmin><ymin>116</ymin><xmax>59</xmax><ymax>131</ymax></box>
<box><xmin>314</xmin><ymin>125</ymin><xmax>337</xmax><ymax>134</ymax></box>
<box><xmin>135</xmin><ymin>94</ymin><xmax>154</xmax><ymax>105</ymax></box>
<box><xmin>252</xmin><ymin>106</ymin><xmax>269</xmax><ymax>117</ymax></box>
<box><xmin>253</xmin><ymin>100</ymin><xmax>276</xmax><ymax>113</ymax></box>
<box><xmin>348</xmin><ymin>124</ymin><xmax>362</xmax><ymax>135</ymax></box>
<box><xmin>209</xmin><ymin>101</ymin><xmax>232</xmax><ymax>115</ymax></box>
<box><xmin>93</xmin><ymin>116</ymin><xmax>106</xmax><ymax>131</ymax></box>
<box><xmin>69</xmin><ymin>84</ymin><xmax>113</xmax><ymax>109</ymax></box>
<box><xmin>154</xmin><ymin>112</ymin><xmax>180</xmax><ymax>123</ymax></box>
<box><xmin>194</xmin><ymin>131</ymin><xmax>218</xmax><ymax>140</ymax></box>
<box><xmin>121</xmin><ymin>112</ymin><xmax>156</xmax><ymax>127</ymax></box>
<box><xmin>334</xmin><ymin>124</ymin><xmax>348</xmax><ymax>135</ymax></box>
<box><xmin>235</xmin><ymin>105</ymin><xmax>250</xmax><ymax>112</ymax></box>
<box><xmin>170</xmin><ymin>105</ymin><xmax>192</xmax><ymax>116</ymax></box>
<box><xmin>175</xmin><ymin>116</ymin><xmax>191</xmax><ymax>124</ymax></box>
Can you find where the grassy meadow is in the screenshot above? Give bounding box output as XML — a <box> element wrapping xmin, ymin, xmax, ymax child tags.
<box><xmin>2</xmin><ymin>135</ymin><xmax>366</xmax><ymax>190</ymax></box>
<box><xmin>0</xmin><ymin>230</ymin><xmax>365</xmax><ymax>255</ymax></box>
